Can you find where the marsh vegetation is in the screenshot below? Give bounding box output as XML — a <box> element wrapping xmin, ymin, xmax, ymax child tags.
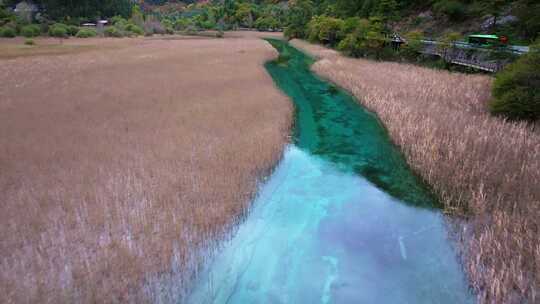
<box><xmin>292</xmin><ymin>39</ymin><xmax>539</xmax><ymax>304</ymax></box>
<box><xmin>0</xmin><ymin>32</ymin><xmax>291</xmax><ymax>303</ymax></box>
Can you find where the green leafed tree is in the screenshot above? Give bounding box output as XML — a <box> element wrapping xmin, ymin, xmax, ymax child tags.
<box><xmin>489</xmin><ymin>41</ymin><xmax>540</xmax><ymax>121</ymax></box>
<box><xmin>284</xmin><ymin>0</ymin><xmax>313</xmax><ymax>39</ymax></box>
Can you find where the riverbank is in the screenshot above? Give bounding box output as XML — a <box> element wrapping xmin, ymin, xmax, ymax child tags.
<box><xmin>189</xmin><ymin>38</ymin><xmax>472</xmax><ymax>304</ymax></box>
<box><xmin>0</xmin><ymin>32</ymin><xmax>292</xmax><ymax>302</ymax></box>
<box><xmin>290</xmin><ymin>39</ymin><xmax>539</xmax><ymax>304</ymax></box>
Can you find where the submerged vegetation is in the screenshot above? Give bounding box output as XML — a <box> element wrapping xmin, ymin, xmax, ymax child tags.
<box><xmin>292</xmin><ymin>39</ymin><xmax>539</xmax><ymax>304</ymax></box>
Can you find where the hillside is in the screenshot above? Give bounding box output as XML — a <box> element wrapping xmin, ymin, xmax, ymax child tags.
<box><xmin>146</xmin><ymin>0</ymin><xmax>538</xmax><ymax>44</ymax></box>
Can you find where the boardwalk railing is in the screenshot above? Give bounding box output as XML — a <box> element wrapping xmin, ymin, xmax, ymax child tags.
<box><xmin>417</xmin><ymin>39</ymin><xmax>529</xmax><ymax>72</ymax></box>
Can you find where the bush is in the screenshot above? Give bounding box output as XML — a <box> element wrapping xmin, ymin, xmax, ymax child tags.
<box><xmin>401</xmin><ymin>30</ymin><xmax>425</xmax><ymax>60</ymax></box>
<box><xmin>111</xmin><ymin>15</ymin><xmax>127</xmax><ymax>26</ymax></box>
<box><xmin>306</xmin><ymin>16</ymin><xmax>345</xmax><ymax>46</ymax></box>
<box><xmin>76</xmin><ymin>28</ymin><xmax>97</xmax><ymax>38</ymax></box>
<box><xmin>0</xmin><ymin>26</ymin><xmax>16</xmax><ymax>38</ymax></box>
<box><xmin>489</xmin><ymin>44</ymin><xmax>540</xmax><ymax>121</ymax></box>
<box><xmin>340</xmin><ymin>17</ymin><xmax>363</xmax><ymax>36</ymax></box>
<box><xmin>104</xmin><ymin>26</ymin><xmax>123</xmax><ymax>37</ymax></box>
<box><xmin>144</xmin><ymin>20</ymin><xmax>165</xmax><ymax>35</ymax></box>
<box><xmin>124</xmin><ymin>23</ymin><xmax>144</xmax><ymax>36</ymax></box>
<box><xmin>174</xmin><ymin>18</ymin><xmax>190</xmax><ymax>31</ymax></box>
<box><xmin>161</xmin><ymin>19</ymin><xmax>174</xmax><ymax>34</ymax></box>
<box><xmin>337</xmin><ymin>18</ymin><xmax>384</xmax><ymax>58</ymax></box>
<box><xmin>437</xmin><ymin>31</ymin><xmax>462</xmax><ymax>54</ymax></box>
<box><xmin>67</xmin><ymin>25</ymin><xmax>79</xmax><ymax>36</ymax></box>
<box><xmin>49</xmin><ymin>23</ymin><xmax>69</xmax><ymax>37</ymax></box>
<box><xmin>21</xmin><ymin>24</ymin><xmax>40</xmax><ymax>37</ymax></box>
<box><xmin>24</xmin><ymin>38</ymin><xmax>34</xmax><ymax>45</ymax></box>
<box><xmin>255</xmin><ymin>16</ymin><xmax>279</xmax><ymax>31</ymax></box>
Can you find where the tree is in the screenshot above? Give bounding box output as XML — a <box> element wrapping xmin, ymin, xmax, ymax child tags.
<box><xmin>514</xmin><ymin>0</ymin><xmax>540</xmax><ymax>42</ymax></box>
<box><xmin>284</xmin><ymin>0</ymin><xmax>314</xmax><ymax>39</ymax></box>
<box><xmin>480</xmin><ymin>0</ymin><xmax>510</xmax><ymax>30</ymax></box>
<box><xmin>437</xmin><ymin>31</ymin><xmax>462</xmax><ymax>60</ymax></box>
<box><xmin>306</xmin><ymin>15</ymin><xmax>344</xmax><ymax>45</ymax></box>
<box><xmin>33</xmin><ymin>0</ymin><xmax>132</xmax><ymax>20</ymax></box>
<box><xmin>130</xmin><ymin>4</ymin><xmax>144</xmax><ymax>27</ymax></box>
<box><xmin>489</xmin><ymin>41</ymin><xmax>540</xmax><ymax>121</ymax></box>
<box><xmin>401</xmin><ymin>30</ymin><xmax>424</xmax><ymax>59</ymax></box>
<box><xmin>235</xmin><ymin>3</ymin><xmax>254</xmax><ymax>27</ymax></box>
<box><xmin>337</xmin><ymin>17</ymin><xmax>385</xmax><ymax>58</ymax></box>
<box><xmin>376</xmin><ymin>0</ymin><xmax>398</xmax><ymax>23</ymax></box>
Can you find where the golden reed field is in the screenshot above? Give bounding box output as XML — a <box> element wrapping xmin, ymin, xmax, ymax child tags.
<box><xmin>291</xmin><ymin>39</ymin><xmax>539</xmax><ymax>304</ymax></box>
<box><xmin>0</xmin><ymin>32</ymin><xmax>292</xmax><ymax>303</ymax></box>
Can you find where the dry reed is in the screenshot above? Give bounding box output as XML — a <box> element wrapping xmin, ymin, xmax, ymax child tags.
<box><xmin>0</xmin><ymin>33</ymin><xmax>292</xmax><ymax>303</ymax></box>
<box><xmin>291</xmin><ymin>39</ymin><xmax>539</xmax><ymax>304</ymax></box>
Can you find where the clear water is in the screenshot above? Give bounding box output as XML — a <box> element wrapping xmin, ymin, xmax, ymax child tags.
<box><xmin>187</xmin><ymin>40</ymin><xmax>473</xmax><ymax>304</ymax></box>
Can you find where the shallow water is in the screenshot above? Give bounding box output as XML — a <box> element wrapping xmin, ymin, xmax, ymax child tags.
<box><xmin>187</xmin><ymin>40</ymin><xmax>473</xmax><ymax>303</ymax></box>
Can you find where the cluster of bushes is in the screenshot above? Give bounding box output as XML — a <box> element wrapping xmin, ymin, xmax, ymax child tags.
<box><xmin>76</xmin><ymin>28</ymin><xmax>97</xmax><ymax>38</ymax></box>
<box><xmin>254</xmin><ymin>16</ymin><xmax>280</xmax><ymax>31</ymax></box>
<box><xmin>489</xmin><ymin>41</ymin><xmax>540</xmax><ymax>121</ymax></box>
<box><xmin>0</xmin><ymin>26</ymin><xmax>16</xmax><ymax>37</ymax></box>
<box><xmin>1</xmin><ymin>5</ymin><xmax>21</xmax><ymax>38</ymax></box>
<box><xmin>104</xmin><ymin>16</ymin><xmax>144</xmax><ymax>37</ymax></box>
<box><xmin>301</xmin><ymin>15</ymin><xmax>426</xmax><ymax>61</ymax></box>
<box><xmin>20</xmin><ymin>24</ymin><xmax>41</xmax><ymax>37</ymax></box>
<box><xmin>1</xmin><ymin>23</ymin><xmax>46</xmax><ymax>38</ymax></box>
<box><xmin>155</xmin><ymin>0</ymin><xmax>286</xmax><ymax>33</ymax></box>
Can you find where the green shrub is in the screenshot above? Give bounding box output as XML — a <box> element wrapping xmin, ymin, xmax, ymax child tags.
<box><xmin>255</xmin><ymin>16</ymin><xmax>279</xmax><ymax>31</ymax></box>
<box><xmin>161</xmin><ymin>19</ymin><xmax>175</xmax><ymax>33</ymax></box>
<box><xmin>104</xmin><ymin>26</ymin><xmax>123</xmax><ymax>38</ymax></box>
<box><xmin>67</xmin><ymin>25</ymin><xmax>79</xmax><ymax>36</ymax></box>
<box><xmin>174</xmin><ymin>18</ymin><xmax>190</xmax><ymax>31</ymax></box>
<box><xmin>0</xmin><ymin>26</ymin><xmax>16</xmax><ymax>37</ymax></box>
<box><xmin>337</xmin><ymin>18</ymin><xmax>384</xmax><ymax>58</ymax></box>
<box><xmin>340</xmin><ymin>17</ymin><xmax>363</xmax><ymax>36</ymax></box>
<box><xmin>437</xmin><ymin>31</ymin><xmax>462</xmax><ymax>54</ymax></box>
<box><xmin>306</xmin><ymin>16</ymin><xmax>345</xmax><ymax>46</ymax></box>
<box><xmin>124</xmin><ymin>23</ymin><xmax>143</xmax><ymax>36</ymax></box>
<box><xmin>24</xmin><ymin>38</ymin><xmax>34</xmax><ymax>45</ymax></box>
<box><xmin>489</xmin><ymin>44</ymin><xmax>540</xmax><ymax>121</ymax></box>
<box><xmin>401</xmin><ymin>30</ymin><xmax>425</xmax><ymax>60</ymax></box>
<box><xmin>21</xmin><ymin>24</ymin><xmax>40</xmax><ymax>37</ymax></box>
<box><xmin>76</xmin><ymin>28</ymin><xmax>97</xmax><ymax>38</ymax></box>
<box><xmin>111</xmin><ymin>15</ymin><xmax>127</xmax><ymax>26</ymax></box>
<box><xmin>49</xmin><ymin>23</ymin><xmax>69</xmax><ymax>37</ymax></box>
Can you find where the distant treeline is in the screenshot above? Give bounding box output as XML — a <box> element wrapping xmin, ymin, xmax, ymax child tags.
<box><xmin>3</xmin><ymin>0</ymin><xmax>133</xmax><ymax>19</ymax></box>
<box><xmin>2</xmin><ymin>0</ymin><xmax>539</xmax><ymax>42</ymax></box>
<box><xmin>290</xmin><ymin>0</ymin><xmax>540</xmax><ymax>42</ymax></box>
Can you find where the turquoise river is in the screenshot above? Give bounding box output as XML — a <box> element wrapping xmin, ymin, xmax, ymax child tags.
<box><xmin>187</xmin><ymin>39</ymin><xmax>474</xmax><ymax>303</ymax></box>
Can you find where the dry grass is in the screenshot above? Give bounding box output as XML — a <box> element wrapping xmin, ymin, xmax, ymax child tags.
<box><xmin>0</xmin><ymin>37</ymin><xmax>132</xmax><ymax>59</ymax></box>
<box><xmin>291</xmin><ymin>39</ymin><xmax>539</xmax><ymax>304</ymax></box>
<box><xmin>0</xmin><ymin>32</ymin><xmax>292</xmax><ymax>303</ymax></box>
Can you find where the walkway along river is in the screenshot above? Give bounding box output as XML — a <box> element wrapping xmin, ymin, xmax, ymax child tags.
<box><xmin>187</xmin><ymin>39</ymin><xmax>474</xmax><ymax>303</ymax></box>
